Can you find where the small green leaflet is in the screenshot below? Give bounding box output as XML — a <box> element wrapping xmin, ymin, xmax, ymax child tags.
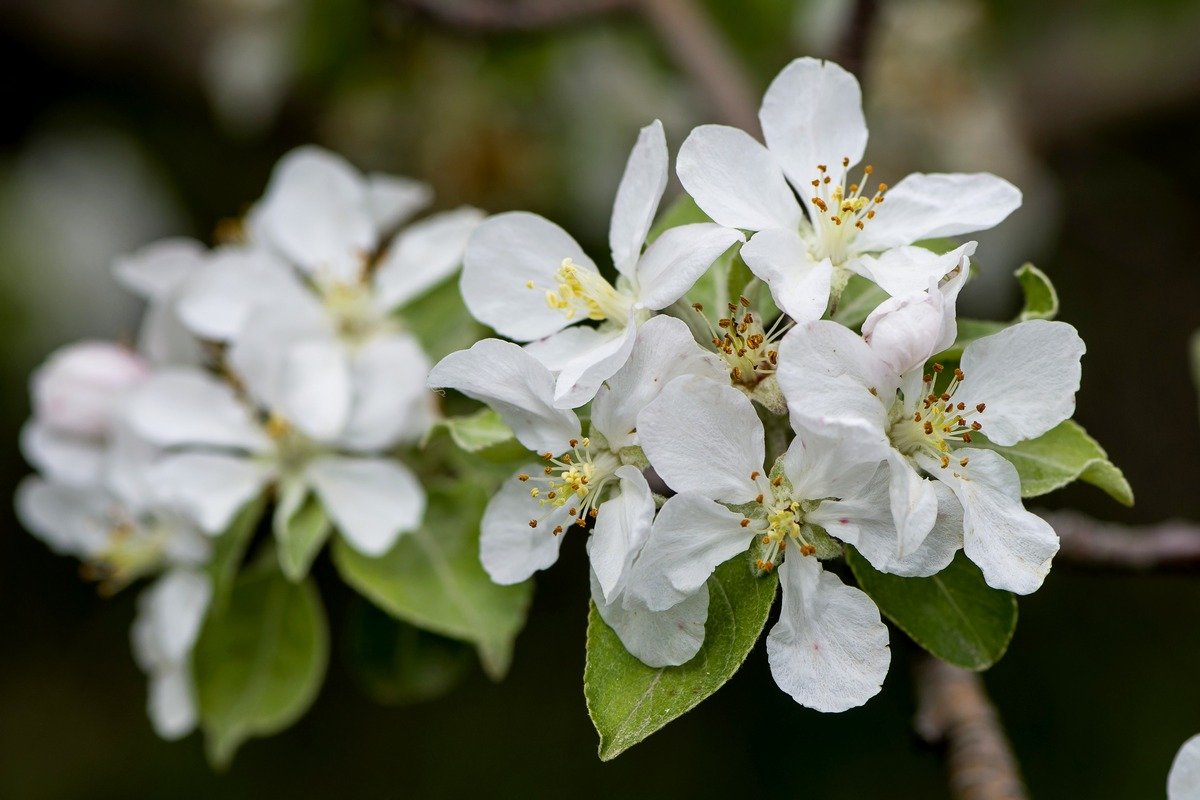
<box><xmin>584</xmin><ymin>555</ymin><xmax>777</xmax><ymax>761</ymax></box>
<box><xmin>273</xmin><ymin>482</ymin><xmax>333</xmax><ymax>581</ymax></box>
<box><xmin>428</xmin><ymin>407</ymin><xmax>514</xmax><ymax>452</ymax></box>
<box><xmin>978</xmin><ymin>420</ymin><xmax>1134</xmax><ymax>507</ymax></box>
<box><xmin>846</xmin><ymin>548</ymin><xmax>1017</xmax><ymax>671</ymax></box>
<box><xmin>832</xmin><ymin>274</ymin><xmax>888</xmax><ymax>329</ymax></box>
<box><xmin>332</xmin><ymin>482</ymin><xmax>532</xmax><ymax>680</ymax></box>
<box><xmin>194</xmin><ymin>558</ymin><xmax>329</xmax><ymax>768</ymax></box>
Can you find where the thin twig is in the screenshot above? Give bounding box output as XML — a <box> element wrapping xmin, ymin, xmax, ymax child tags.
<box><xmin>914</xmin><ymin>656</ymin><xmax>1028</xmax><ymax>800</ymax></box>
<box><xmin>393</xmin><ymin>0</ymin><xmax>760</xmax><ymax>131</ymax></box>
<box><xmin>1044</xmin><ymin>510</ymin><xmax>1200</xmax><ymax>570</ymax></box>
<box><xmin>636</xmin><ymin>0</ymin><xmax>760</xmax><ymax>133</ymax></box>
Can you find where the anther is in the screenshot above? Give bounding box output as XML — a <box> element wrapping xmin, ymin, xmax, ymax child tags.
<box><xmin>771</xmin><ymin>476</ymin><xmax>783</xmax><ymax>486</ymax></box>
<box><xmin>976</xmin><ymin>403</ymin><xmax>986</xmax><ymax>413</ymax></box>
<box><xmin>740</xmin><ymin>296</ymin><xmax>750</xmax><ymax>307</ymax></box>
<box><xmin>800</xmin><ymin>544</ymin><xmax>817</xmax><ymax>556</ymax></box>
<box><xmin>755</xmin><ymin>493</ymin><xmax>764</xmax><ymax>504</ymax></box>
<box><xmin>740</xmin><ymin>519</ymin><xmax>750</xmax><ymax>528</ymax></box>
<box><xmin>517</xmin><ymin>473</ymin><xmax>529</xmax><ymax>482</ymax></box>
<box><xmin>962</xmin><ymin>432</ymin><xmax>973</xmax><ymax>443</ymax></box>
<box><xmin>959</xmin><ymin>458</ymin><xmax>970</xmax><ymax>467</ymax></box>
<box><xmin>971</xmin><ymin>421</ymin><xmax>982</xmax><ymax>431</ymax></box>
<box><xmin>954</xmin><ymin>368</ymin><xmax>965</xmax><ymax>380</ymax></box>
<box><xmin>528</xmin><ymin>520</ymin><xmax>538</xmax><ymax>528</ymax></box>
<box><xmin>750</xmin><ymin>471</ymin><xmax>761</xmax><ymax>480</ymax></box>
<box><xmin>568</xmin><ymin>438</ymin><xmax>578</xmax><ymax>447</ymax></box>
<box><xmin>957</xmin><ymin>402</ymin><xmax>966</xmax><ymax>411</ymax></box>
<box><xmin>940</xmin><ymin>455</ymin><xmax>950</xmax><ymax>468</ymax></box>
<box><xmin>933</xmin><ymin>363</ymin><xmax>945</xmax><ymax>373</ymax></box>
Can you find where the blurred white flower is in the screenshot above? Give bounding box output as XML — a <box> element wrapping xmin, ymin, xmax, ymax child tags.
<box><xmin>125</xmin><ymin>368</ymin><xmax>425</xmax><ymax>556</ymax></box>
<box><xmin>178</xmin><ymin>146</ymin><xmax>480</xmax><ymax>448</ymax></box>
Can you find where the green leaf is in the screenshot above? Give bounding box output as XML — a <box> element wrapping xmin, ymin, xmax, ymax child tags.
<box><xmin>346</xmin><ymin>601</ymin><xmax>474</xmax><ymax>706</ymax></box>
<box><xmin>194</xmin><ymin>559</ymin><xmax>329</xmax><ymax>768</ymax></box>
<box><xmin>1014</xmin><ymin>262</ymin><xmax>1058</xmax><ymax>321</ymax></box>
<box><xmin>273</xmin><ymin>483</ymin><xmax>332</xmax><ymax>582</ymax></box>
<box><xmin>846</xmin><ymin>549</ymin><xmax>1017</xmax><ymax>671</ymax></box>
<box><xmin>428</xmin><ymin>407</ymin><xmax>514</xmax><ymax>452</ymax></box>
<box><xmin>331</xmin><ymin>483</ymin><xmax>532</xmax><ymax>680</ymax></box>
<box><xmin>584</xmin><ymin>555</ymin><xmax>777</xmax><ymax>761</ymax></box>
<box><xmin>977</xmin><ymin>420</ymin><xmax>1134</xmax><ymax>506</ymax></box>
<box><xmin>206</xmin><ymin>498</ymin><xmax>266</xmax><ymax>611</ymax></box>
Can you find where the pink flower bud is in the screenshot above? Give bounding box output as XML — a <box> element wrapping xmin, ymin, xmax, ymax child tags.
<box><xmin>862</xmin><ymin>291</ymin><xmax>944</xmax><ymax>376</ymax></box>
<box><xmin>31</xmin><ymin>341</ymin><xmax>149</xmax><ymax>438</ymax></box>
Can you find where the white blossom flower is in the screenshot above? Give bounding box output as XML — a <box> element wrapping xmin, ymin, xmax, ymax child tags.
<box><xmin>20</xmin><ymin>341</ymin><xmax>150</xmax><ymax>487</ymax></box>
<box><xmin>777</xmin><ymin>276</ymin><xmax>1084</xmax><ymax>594</ymax></box>
<box><xmin>130</xmin><ymin>569</ymin><xmax>212</xmax><ymax>740</ymax></box>
<box><xmin>459</xmin><ymin>120</ymin><xmax>743</xmax><ymax>408</ymax></box>
<box><xmin>176</xmin><ymin>146</ymin><xmax>482</xmax><ymax>448</ymax></box>
<box><xmin>629</xmin><ymin>374</ymin><xmax>923</xmax><ymax>710</ymax></box>
<box><xmin>1170</xmin><ymin>734</ymin><xmax>1200</xmax><ymax>800</ymax></box>
<box><xmin>123</xmin><ymin>367</ymin><xmax>424</xmax><ymax>556</ymax></box>
<box><xmin>676</xmin><ymin>56</ymin><xmax>1018</xmax><ymax>317</ymax></box>
<box><xmin>429</xmin><ymin>314</ymin><xmax>727</xmax><ymax>666</ymax></box>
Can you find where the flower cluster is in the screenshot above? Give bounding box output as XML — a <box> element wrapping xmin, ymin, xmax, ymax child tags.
<box><xmin>431</xmin><ymin>57</ymin><xmax>1083</xmax><ymax>711</ymax></box>
<box><xmin>16</xmin><ymin>146</ymin><xmax>481</xmax><ymax>739</ymax></box>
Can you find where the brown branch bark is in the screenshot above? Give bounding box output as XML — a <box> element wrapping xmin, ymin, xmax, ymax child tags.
<box><xmin>914</xmin><ymin>656</ymin><xmax>1028</xmax><ymax>800</ymax></box>
<box><xmin>394</xmin><ymin>0</ymin><xmax>760</xmax><ymax>131</ymax></box>
<box><xmin>1044</xmin><ymin>510</ymin><xmax>1200</xmax><ymax>570</ymax></box>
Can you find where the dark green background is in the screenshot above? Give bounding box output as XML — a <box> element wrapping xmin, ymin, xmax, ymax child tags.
<box><xmin>1</xmin><ymin>0</ymin><xmax>1198</xmax><ymax>796</ymax></box>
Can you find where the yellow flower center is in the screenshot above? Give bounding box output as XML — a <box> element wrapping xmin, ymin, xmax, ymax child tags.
<box><xmin>807</xmin><ymin>157</ymin><xmax>888</xmax><ymax>265</ymax></box>
<box><xmin>889</xmin><ymin>363</ymin><xmax>987</xmax><ymax>471</ymax></box>
<box><xmin>531</xmin><ymin>258</ymin><xmax>631</xmax><ymax>323</ymax></box>
<box><xmin>517</xmin><ymin>438</ymin><xmax>621</xmax><ymax>534</ymax></box>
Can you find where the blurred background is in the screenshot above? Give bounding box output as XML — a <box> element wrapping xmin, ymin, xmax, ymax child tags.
<box><xmin>2</xmin><ymin>0</ymin><xmax>1199</xmax><ymax>796</ymax></box>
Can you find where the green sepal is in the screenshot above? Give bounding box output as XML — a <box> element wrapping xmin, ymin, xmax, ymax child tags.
<box><xmin>206</xmin><ymin>497</ymin><xmax>267</xmax><ymax>611</ymax></box>
<box><xmin>427</xmin><ymin>407</ymin><xmax>515</xmax><ymax>453</ymax></box>
<box><xmin>273</xmin><ymin>481</ymin><xmax>333</xmax><ymax>582</ymax></box>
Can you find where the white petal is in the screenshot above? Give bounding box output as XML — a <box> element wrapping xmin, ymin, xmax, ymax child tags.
<box><xmin>853</xmin><ymin>241</ymin><xmax>975</xmax><ymax>299</ymax></box>
<box><xmin>176</xmin><ymin>246</ymin><xmax>312</xmax><ymax>342</ymax></box>
<box><xmin>306</xmin><ymin>456</ymin><xmax>425</xmax><ymax>556</ymax></box>
<box><xmin>676</xmin><ymin>124</ymin><xmax>802</xmax><ymax>231</ymax></box>
<box><xmin>460</xmin><ymin>211</ymin><xmax>596</xmax><ymax>341</ymax></box>
<box><xmin>587</xmin><ymin>466</ymin><xmax>655</xmax><ymax>603</ymax></box>
<box><xmin>373</xmin><ymin>207</ymin><xmax>484</xmax><ymax>310</ymax></box>
<box><xmin>766</xmin><ymin>554</ymin><xmax>889</xmax><ymax>712</ymax></box>
<box><xmin>776</xmin><ymin>321</ymin><xmax>895</xmax><ymax>453</ymax></box>
<box><xmin>634</xmin><ymin>223</ymin><xmax>743</xmax><ymax>310</ymax></box>
<box><xmin>957</xmin><ymin>320</ymin><xmax>1085</xmax><ymax>446</ymax></box>
<box><xmin>277</xmin><ymin>338</ymin><xmax>352</xmax><ymax>443</ymax></box>
<box><xmin>112</xmin><ymin>237</ymin><xmax>207</xmax><ymax>301</ymax></box>
<box><xmin>884</xmin><ymin>450</ymin><xmax>939</xmax><ymax>560</ymax></box>
<box><xmin>136</xmin><ymin>298</ymin><xmax>206</xmax><ymax>368</ymax></box>
<box><xmin>590</xmin><ymin>314</ymin><xmax>726</xmax><ymax>451</ymax></box>
<box><xmin>551</xmin><ymin>317</ymin><xmax>639</xmax><ymax>409</ymax></box>
<box><xmin>339</xmin><ymin>333</ymin><xmax>432</xmax><ymax>451</ymax></box>
<box><xmin>591</xmin><ymin>570</ymin><xmax>708</xmax><ymax>668</ymax></box>
<box><xmin>609</xmin><ymin>120</ymin><xmax>668</xmax><ymax>277</ymax></box>
<box><xmin>256</xmin><ymin>146</ymin><xmax>375</xmax><ymax>282</ymax></box>
<box><xmin>479</xmin><ymin>465</ymin><xmax>573</xmax><ymax>584</ymax></box>
<box><xmin>366</xmin><ymin>173</ymin><xmax>432</xmax><ymax>232</ymax></box>
<box><xmin>741</xmin><ymin>229</ymin><xmax>834</xmax><ymax>322</ymax></box>
<box><xmin>1169</xmin><ymin>734</ymin><xmax>1200</xmax><ymax>800</ymax></box>
<box><xmin>15</xmin><ymin>476</ymin><xmax>112</xmax><ymax>557</ymax></box>
<box><xmin>638</xmin><ymin>375</ymin><xmax>763</xmax><ymax>503</ymax></box>
<box><xmin>855</xmin><ymin>173</ymin><xmax>1021</xmax><ymax>252</ymax></box>
<box><xmin>146</xmin><ymin>667</ymin><xmax>198</xmax><ymax>741</ymax></box>
<box><xmin>428</xmin><ymin>338</ymin><xmax>580</xmax><ymax>455</ymax></box>
<box><xmin>148</xmin><ymin>452</ymin><xmax>272</xmax><ymax>534</ymax></box>
<box><xmin>759</xmin><ymin>57</ymin><xmax>868</xmax><ymax>198</ymax></box>
<box><xmin>923</xmin><ymin>449</ymin><xmax>1058</xmax><ymax>595</ymax></box>
<box><xmin>863</xmin><ymin>284</ymin><xmax>948</xmax><ymax>376</ymax></box>
<box><xmin>781</xmin><ymin>426</ymin><xmax>881</xmax><ymax>502</ymax></box>
<box><xmin>20</xmin><ymin>422</ymin><xmax>104</xmax><ymax>487</ymax></box>
<box><xmin>139</xmin><ymin>569</ymin><xmax>212</xmax><ymax>665</ymax></box>
<box><xmin>126</xmin><ymin>369</ymin><xmax>271</xmax><ymax>451</ymax></box>
<box><xmin>524</xmin><ymin>326</ymin><xmax>612</xmax><ymax>372</ymax></box>
<box><xmin>225</xmin><ymin>303</ymin><xmax>330</xmax><ymax>415</ymax></box>
<box><xmin>31</xmin><ymin>340</ymin><xmax>149</xmax><ymax>438</ymax></box>
<box><xmin>625</xmin><ymin>493</ymin><xmax>752</xmax><ymax>612</ymax></box>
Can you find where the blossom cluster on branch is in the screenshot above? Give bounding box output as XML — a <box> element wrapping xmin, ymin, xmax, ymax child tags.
<box><xmin>16</xmin><ymin>57</ymin><xmax>1131</xmax><ymax>763</ymax></box>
